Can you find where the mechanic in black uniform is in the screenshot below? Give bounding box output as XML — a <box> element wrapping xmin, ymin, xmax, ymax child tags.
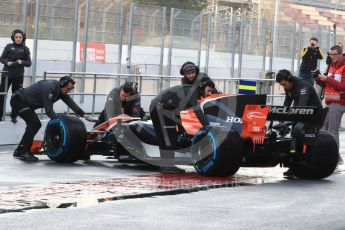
<box><xmin>150</xmin><ymin>76</ymin><xmax>215</xmax><ymax>173</ymax></box>
<box><xmin>10</xmin><ymin>76</ymin><xmax>96</xmax><ymax>161</ymax></box>
<box><xmin>180</xmin><ymin>61</ymin><xmax>220</xmax><ymax>94</ymax></box>
<box><xmin>0</xmin><ymin>29</ymin><xmax>31</xmax><ymax>122</ymax></box>
<box><xmin>180</xmin><ymin>61</ymin><xmax>205</xmax><ymax>85</ymax></box>
<box><xmin>95</xmin><ymin>82</ymin><xmax>144</xmax><ymax>126</ymax></box>
<box><xmin>276</xmin><ymin>69</ymin><xmax>323</xmax><ymax>176</ymax></box>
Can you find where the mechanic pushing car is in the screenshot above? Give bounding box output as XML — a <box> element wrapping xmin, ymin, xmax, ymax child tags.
<box><xmin>276</xmin><ymin>69</ymin><xmax>323</xmax><ymax>176</ymax></box>
<box><xmin>10</xmin><ymin>76</ymin><xmax>96</xmax><ymax>161</ymax></box>
<box><xmin>95</xmin><ymin>82</ymin><xmax>144</xmax><ymax>126</ymax></box>
<box><xmin>149</xmin><ymin>76</ymin><xmax>215</xmax><ymax>173</ymax></box>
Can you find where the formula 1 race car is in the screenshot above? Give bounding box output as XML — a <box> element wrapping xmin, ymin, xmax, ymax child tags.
<box><xmin>41</xmin><ymin>94</ymin><xmax>339</xmax><ymax>179</ymax></box>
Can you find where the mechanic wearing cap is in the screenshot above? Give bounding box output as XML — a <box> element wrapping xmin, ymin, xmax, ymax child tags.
<box><xmin>276</xmin><ymin>69</ymin><xmax>323</xmax><ymax>176</ymax></box>
<box><xmin>149</xmin><ymin>76</ymin><xmax>215</xmax><ymax>173</ymax></box>
<box><xmin>95</xmin><ymin>82</ymin><xmax>143</xmax><ymax>126</ymax></box>
<box><xmin>10</xmin><ymin>76</ymin><xmax>96</xmax><ymax>161</ymax></box>
<box><xmin>0</xmin><ymin>29</ymin><xmax>31</xmax><ymax>123</ymax></box>
<box><xmin>316</xmin><ymin>45</ymin><xmax>345</xmax><ymax>165</ymax></box>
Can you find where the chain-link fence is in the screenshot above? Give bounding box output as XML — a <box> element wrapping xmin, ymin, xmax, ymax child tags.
<box><xmin>0</xmin><ymin>0</ymin><xmax>24</xmax><ymax>37</ymax></box>
<box><xmin>167</xmin><ymin>8</ymin><xmax>203</xmax><ymax>76</ymax></box>
<box><xmin>0</xmin><ymin>0</ymin><xmax>344</xmax><ymax>82</ymax></box>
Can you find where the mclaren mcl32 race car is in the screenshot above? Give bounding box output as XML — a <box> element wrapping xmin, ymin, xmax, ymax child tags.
<box><xmin>41</xmin><ymin>94</ymin><xmax>339</xmax><ymax>179</ymax></box>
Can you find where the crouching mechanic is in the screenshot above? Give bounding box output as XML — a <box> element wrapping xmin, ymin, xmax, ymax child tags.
<box><xmin>10</xmin><ymin>76</ymin><xmax>96</xmax><ymax>161</ymax></box>
<box><xmin>149</xmin><ymin>77</ymin><xmax>215</xmax><ymax>173</ymax></box>
<box><xmin>95</xmin><ymin>82</ymin><xmax>144</xmax><ymax>126</ymax></box>
<box><xmin>275</xmin><ymin>69</ymin><xmax>322</xmax><ymax>176</ymax></box>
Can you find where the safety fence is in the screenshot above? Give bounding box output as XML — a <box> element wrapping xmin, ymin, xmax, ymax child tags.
<box><xmin>0</xmin><ymin>0</ymin><xmax>342</xmax><ymax>81</ymax></box>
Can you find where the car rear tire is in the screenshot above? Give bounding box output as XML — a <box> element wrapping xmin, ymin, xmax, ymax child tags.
<box><xmin>191</xmin><ymin>127</ymin><xmax>242</xmax><ymax>177</ymax></box>
<box><xmin>44</xmin><ymin>115</ymin><xmax>86</xmax><ymax>163</ymax></box>
<box><xmin>291</xmin><ymin>130</ymin><xmax>338</xmax><ymax>179</ymax></box>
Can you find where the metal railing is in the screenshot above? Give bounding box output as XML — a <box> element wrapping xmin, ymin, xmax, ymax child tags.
<box><xmin>42</xmin><ymin>71</ymin><xmax>284</xmax><ymax>115</ymax></box>
<box><xmin>0</xmin><ymin>71</ymin><xmax>285</xmax><ymax>120</ymax></box>
<box><xmin>0</xmin><ymin>71</ymin><xmax>8</xmax><ymax>121</ymax></box>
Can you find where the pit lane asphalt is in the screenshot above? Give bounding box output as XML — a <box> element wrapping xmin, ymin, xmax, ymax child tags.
<box><xmin>0</xmin><ymin>164</ymin><xmax>344</xmax><ymax>229</ymax></box>
<box><xmin>0</xmin><ymin>146</ymin><xmax>160</xmax><ymax>189</ymax></box>
<box><xmin>0</xmin><ymin>132</ymin><xmax>344</xmax><ymax>229</ymax></box>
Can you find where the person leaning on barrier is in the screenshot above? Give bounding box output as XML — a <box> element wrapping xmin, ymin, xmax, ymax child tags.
<box><xmin>316</xmin><ymin>45</ymin><xmax>345</xmax><ymax>165</ymax></box>
<box><xmin>10</xmin><ymin>76</ymin><xmax>97</xmax><ymax>162</ymax></box>
<box><xmin>149</xmin><ymin>76</ymin><xmax>215</xmax><ymax>174</ymax></box>
<box><xmin>299</xmin><ymin>37</ymin><xmax>323</xmax><ymax>85</ymax></box>
<box><xmin>276</xmin><ymin>69</ymin><xmax>323</xmax><ymax>177</ymax></box>
<box><xmin>0</xmin><ymin>29</ymin><xmax>31</xmax><ymax>123</ymax></box>
<box><xmin>180</xmin><ymin>61</ymin><xmax>220</xmax><ymax>93</ymax></box>
<box><xmin>94</xmin><ymin>82</ymin><xmax>144</xmax><ymax>126</ymax></box>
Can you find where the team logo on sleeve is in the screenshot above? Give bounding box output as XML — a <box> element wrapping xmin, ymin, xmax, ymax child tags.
<box><xmin>300</xmin><ymin>88</ymin><xmax>307</xmax><ymax>95</ymax></box>
<box><xmin>48</xmin><ymin>93</ymin><xmax>54</xmax><ymax>100</ymax></box>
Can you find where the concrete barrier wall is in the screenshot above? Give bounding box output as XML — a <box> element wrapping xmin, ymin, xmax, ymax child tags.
<box><xmin>0</xmin><ymin>118</ymin><xmax>96</xmax><ymax>146</ymax></box>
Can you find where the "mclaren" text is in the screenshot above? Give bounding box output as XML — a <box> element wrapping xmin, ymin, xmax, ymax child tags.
<box><xmin>269</xmin><ymin>107</ymin><xmax>314</xmax><ymax>115</ymax></box>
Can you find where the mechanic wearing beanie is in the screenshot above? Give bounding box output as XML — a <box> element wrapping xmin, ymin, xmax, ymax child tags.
<box><xmin>180</xmin><ymin>61</ymin><xmax>220</xmax><ymax>94</ymax></box>
<box><xmin>149</xmin><ymin>76</ymin><xmax>215</xmax><ymax>174</ymax></box>
<box><xmin>10</xmin><ymin>76</ymin><xmax>95</xmax><ymax>161</ymax></box>
<box><xmin>276</xmin><ymin>69</ymin><xmax>322</xmax><ymax>177</ymax></box>
<box><xmin>95</xmin><ymin>82</ymin><xmax>144</xmax><ymax>126</ymax></box>
<box><xmin>0</xmin><ymin>29</ymin><xmax>31</xmax><ymax>123</ymax></box>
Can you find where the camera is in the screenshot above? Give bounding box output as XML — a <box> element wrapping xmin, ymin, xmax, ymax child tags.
<box><xmin>311</xmin><ymin>69</ymin><xmax>321</xmax><ymax>78</ymax></box>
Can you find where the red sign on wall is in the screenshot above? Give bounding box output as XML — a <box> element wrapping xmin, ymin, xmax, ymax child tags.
<box><xmin>80</xmin><ymin>42</ymin><xmax>106</xmax><ymax>63</ymax></box>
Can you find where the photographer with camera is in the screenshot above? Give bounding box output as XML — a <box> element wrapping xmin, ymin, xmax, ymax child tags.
<box><xmin>299</xmin><ymin>37</ymin><xmax>324</xmax><ymax>85</ymax></box>
<box><xmin>325</xmin><ymin>43</ymin><xmax>345</xmax><ymax>76</ymax></box>
<box><xmin>316</xmin><ymin>45</ymin><xmax>345</xmax><ymax>165</ymax></box>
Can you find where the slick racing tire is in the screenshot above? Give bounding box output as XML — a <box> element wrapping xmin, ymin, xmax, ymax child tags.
<box><xmin>191</xmin><ymin>127</ymin><xmax>242</xmax><ymax>177</ymax></box>
<box><xmin>291</xmin><ymin>130</ymin><xmax>338</xmax><ymax>179</ymax></box>
<box><xmin>44</xmin><ymin>115</ymin><xmax>87</xmax><ymax>163</ymax></box>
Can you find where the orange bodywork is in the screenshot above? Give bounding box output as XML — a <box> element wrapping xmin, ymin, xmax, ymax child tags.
<box><xmin>241</xmin><ymin>105</ymin><xmax>270</xmax><ymax>147</ymax></box>
<box><xmin>31</xmin><ymin>140</ymin><xmax>43</xmax><ymax>153</ymax></box>
<box><xmin>199</xmin><ymin>93</ymin><xmax>234</xmax><ymax>103</ymax></box>
<box><xmin>180</xmin><ymin>108</ymin><xmax>203</xmax><ymax>135</ymax></box>
<box><xmin>181</xmin><ymin>94</ymin><xmax>236</xmax><ymax>136</ymax></box>
<box><xmin>87</xmin><ymin>116</ymin><xmax>137</xmax><ymax>141</ymax></box>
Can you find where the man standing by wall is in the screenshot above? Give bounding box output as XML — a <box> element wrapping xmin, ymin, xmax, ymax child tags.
<box><xmin>316</xmin><ymin>45</ymin><xmax>345</xmax><ymax>165</ymax></box>
<box><xmin>300</xmin><ymin>37</ymin><xmax>323</xmax><ymax>85</ymax></box>
<box><xmin>0</xmin><ymin>29</ymin><xmax>31</xmax><ymax>122</ymax></box>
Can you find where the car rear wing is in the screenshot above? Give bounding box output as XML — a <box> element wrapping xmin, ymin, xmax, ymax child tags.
<box><xmin>241</xmin><ymin>105</ymin><xmax>325</xmax><ymax>146</ymax></box>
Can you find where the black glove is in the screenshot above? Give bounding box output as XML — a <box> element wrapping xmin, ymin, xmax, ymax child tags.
<box><xmin>142</xmin><ymin>115</ymin><xmax>150</xmax><ymax>121</ymax></box>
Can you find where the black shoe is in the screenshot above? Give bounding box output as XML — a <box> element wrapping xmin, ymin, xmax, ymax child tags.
<box><xmin>283</xmin><ymin>168</ymin><xmax>295</xmax><ymax>178</ymax></box>
<box><xmin>19</xmin><ymin>152</ymin><xmax>39</xmax><ymax>162</ymax></box>
<box><xmin>13</xmin><ymin>148</ymin><xmax>24</xmax><ymax>158</ymax></box>
<box><xmin>79</xmin><ymin>153</ymin><xmax>90</xmax><ymax>161</ymax></box>
<box><xmin>11</xmin><ymin>117</ymin><xmax>17</xmax><ymax>124</ymax></box>
<box><xmin>159</xmin><ymin>166</ymin><xmax>185</xmax><ymax>174</ymax></box>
